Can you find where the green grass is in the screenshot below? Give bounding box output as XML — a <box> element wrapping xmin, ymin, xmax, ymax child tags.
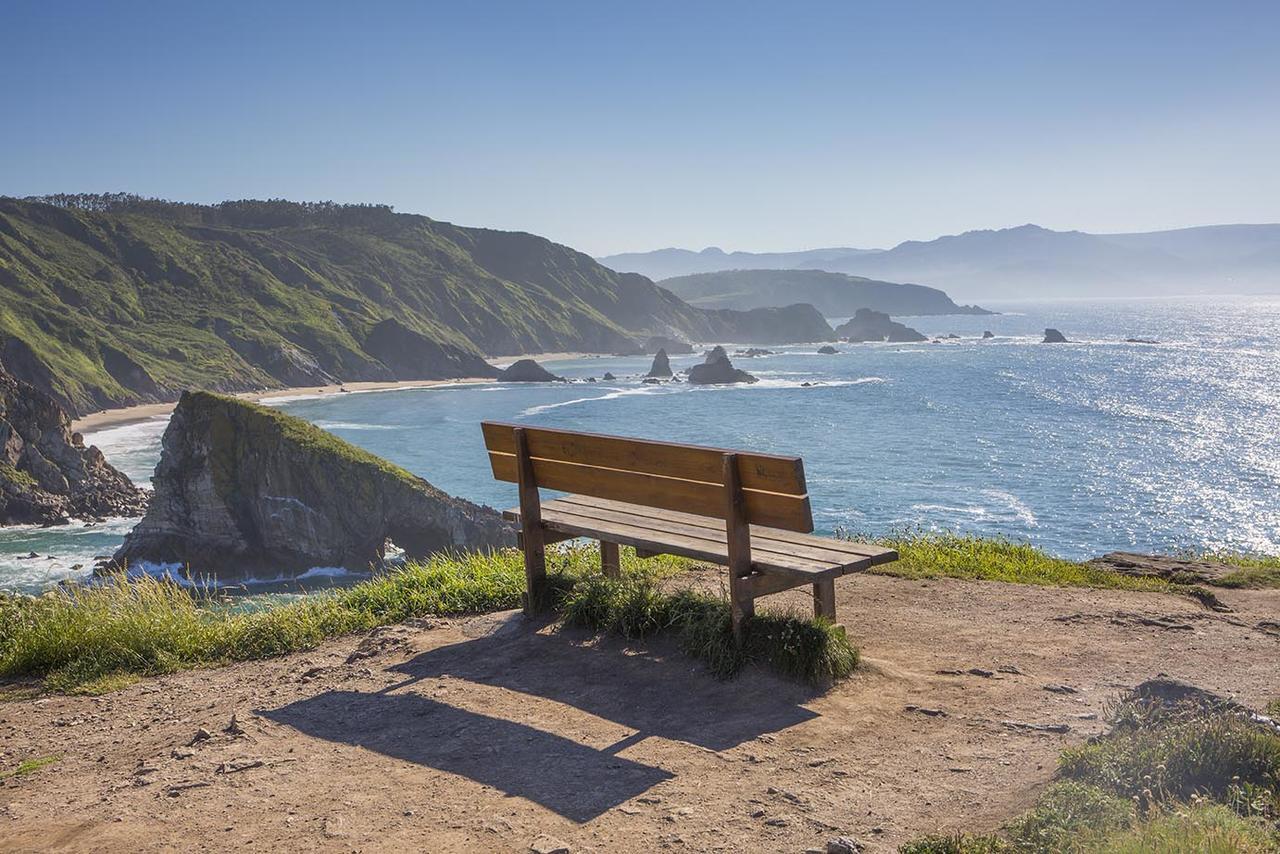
<box><xmin>560</xmin><ymin>573</ymin><xmax>857</xmax><ymax>682</ymax></box>
<box><xmin>0</xmin><ymin>754</ymin><xmax>61</xmax><ymax>780</ymax></box>
<box><xmin>861</xmin><ymin>532</ymin><xmax>1176</xmax><ymax>594</ymax></box>
<box><xmin>900</xmin><ymin>685</ymin><xmax>1280</xmax><ymax>853</ymax></box>
<box><xmin>0</xmin><ymin>545</ymin><xmax>851</xmax><ymax>693</ymax></box>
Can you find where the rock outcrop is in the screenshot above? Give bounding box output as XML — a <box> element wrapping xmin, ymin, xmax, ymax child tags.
<box><xmin>982</xmin><ymin>330</ymin><xmax>995</xmax><ymax>339</ymax></box>
<box><xmin>111</xmin><ymin>392</ymin><xmax>513</xmax><ymax>577</ymax></box>
<box><xmin>687</xmin><ymin>347</ymin><xmax>757</xmax><ymax>385</ymax></box>
<box><xmin>1043</xmin><ymin>328</ymin><xmax>1068</xmax><ymax>343</ymax></box>
<box><xmin>1088</xmin><ymin>552</ymin><xmax>1237</xmax><ymax>586</ymax></box>
<box><xmin>0</xmin><ymin>361</ymin><xmax>145</xmax><ymax>525</ymax></box>
<box><xmin>497</xmin><ymin>359</ymin><xmax>564</xmax><ymax>382</ymax></box>
<box><xmin>817</xmin><ymin>345</ymin><xmax>839</xmax><ymax>354</ymax></box>
<box><xmin>835</xmin><ymin>309</ymin><xmax>927</xmax><ymax>343</ymax></box>
<box><xmin>646</xmin><ymin>349</ymin><xmax>673</xmax><ymax>378</ymax></box>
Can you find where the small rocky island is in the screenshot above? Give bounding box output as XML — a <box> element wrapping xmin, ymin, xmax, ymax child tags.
<box><xmin>835</xmin><ymin>308</ymin><xmax>927</xmax><ymax>343</ymax></box>
<box><xmin>646</xmin><ymin>349</ymin><xmax>673</xmax><ymax>378</ymax></box>
<box><xmin>0</xmin><ymin>361</ymin><xmax>145</xmax><ymax>526</ymax></box>
<box><xmin>497</xmin><ymin>359</ymin><xmax>565</xmax><ymax>382</ymax></box>
<box><xmin>687</xmin><ymin>346</ymin><xmax>757</xmax><ymax>385</ymax></box>
<box><xmin>1043</xmin><ymin>328</ymin><xmax>1068</xmax><ymax>343</ymax></box>
<box><xmin>111</xmin><ymin>392</ymin><xmax>513</xmax><ymax>577</ymax></box>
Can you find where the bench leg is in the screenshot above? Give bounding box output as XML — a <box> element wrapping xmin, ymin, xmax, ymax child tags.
<box><xmin>730</xmin><ymin>580</ymin><xmax>755</xmax><ymax>642</ymax></box>
<box><xmin>600</xmin><ymin>540</ymin><xmax>621</xmax><ymax>578</ymax></box>
<box><xmin>813</xmin><ymin>579</ymin><xmax>837</xmax><ymax>622</ymax></box>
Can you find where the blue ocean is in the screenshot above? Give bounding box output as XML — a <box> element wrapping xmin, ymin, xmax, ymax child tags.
<box><xmin>2</xmin><ymin>296</ymin><xmax>1277</xmax><ymax>594</ymax></box>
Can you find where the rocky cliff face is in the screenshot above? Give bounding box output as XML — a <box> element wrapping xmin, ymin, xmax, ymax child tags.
<box><xmin>0</xmin><ymin>362</ymin><xmax>145</xmax><ymax>525</ymax></box>
<box><xmin>112</xmin><ymin>392</ymin><xmax>514</xmax><ymax>577</ymax></box>
<box><xmin>697</xmin><ymin>304</ymin><xmax>834</xmax><ymax>344</ymax></box>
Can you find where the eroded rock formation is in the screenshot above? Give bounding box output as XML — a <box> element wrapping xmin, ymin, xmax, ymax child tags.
<box><xmin>835</xmin><ymin>309</ymin><xmax>926</xmax><ymax>343</ymax></box>
<box><xmin>687</xmin><ymin>346</ymin><xmax>757</xmax><ymax>385</ymax></box>
<box><xmin>646</xmin><ymin>349</ymin><xmax>673</xmax><ymax>377</ymax></box>
<box><xmin>111</xmin><ymin>392</ymin><xmax>513</xmax><ymax>576</ymax></box>
<box><xmin>0</xmin><ymin>361</ymin><xmax>145</xmax><ymax>525</ymax></box>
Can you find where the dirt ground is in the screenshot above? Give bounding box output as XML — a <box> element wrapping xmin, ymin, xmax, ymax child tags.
<box><xmin>2</xmin><ymin>569</ymin><xmax>1277</xmax><ymax>853</ymax></box>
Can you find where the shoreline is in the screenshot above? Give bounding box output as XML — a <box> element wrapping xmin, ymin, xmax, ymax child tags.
<box><xmin>70</xmin><ymin>352</ymin><xmax>606</xmax><ymax>434</ymax></box>
<box><xmin>72</xmin><ymin>377</ymin><xmax>494</xmax><ymax>434</ymax></box>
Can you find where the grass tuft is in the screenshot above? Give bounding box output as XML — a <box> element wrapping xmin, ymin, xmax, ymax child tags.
<box><xmin>0</xmin><ymin>754</ymin><xmax>61</xmax><ymax>780</ymax></box>
<box><xmin>559</xmin><ymin>573</ymin><xmax>857</xmax><ymax>683</ymax></box>
<box><xmin>901</xmin><ymin>683</ymin><xmax>1280</xmax><ymax>853</ymax></box>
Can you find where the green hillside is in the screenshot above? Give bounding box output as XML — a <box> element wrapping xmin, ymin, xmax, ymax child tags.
<box><xmin>0</xmin><ymin>195</ymin><xmax>727</xmax><ymax>415</ymax></box>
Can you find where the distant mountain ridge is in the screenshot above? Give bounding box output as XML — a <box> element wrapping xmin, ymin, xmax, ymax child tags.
<box><xmin>597</xmin><ymin>245</ymin><xmax>882</xmax><ymax>281</ymax></box>
<box><xmin>599</xmin><ymin>223</ymin><xmax>1280</xmax><ymax>299</ymax></box>
<box><xmin>0</xmin><ymin>194</ymin><xmax>834</xmax><ymax>415</ymax></box>
<box><xmin>660</xmin><ymin>269</ymin><xmax>991</xmax><ymax>316</ymax></box>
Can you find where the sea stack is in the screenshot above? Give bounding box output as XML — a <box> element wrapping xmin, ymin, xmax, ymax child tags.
<box><xmin>111</xmin><ymin>392</ymin><xmax>514</xmax><ymax>577</ymax></box>
<box><xmin>1042</xmin><ymin>328</ymin><xmax>1068</xmax><ymax>343</ymax></box>
<box><xmin>687</xmin><ymin>346</ymin><xmax>757</xmax><ymax>385</ymax></box>
<box><xmin>834</xmin><ymin>308</ymin><xmax>927</xmax><ymax>343</ymax></box>
<box><xmin>497</xmin><ymin>359</ymin><xmax>565</xmax><ymax>382</ymax></box>
<box><xmin>982</xmin><ymin>331</ymin><xmax>995</xmax><ymax>339</ymax></box>
<box><xmin>646</xmin><ymin>349</ymin><xmax>673</xmax><ymax>378</ymax></box>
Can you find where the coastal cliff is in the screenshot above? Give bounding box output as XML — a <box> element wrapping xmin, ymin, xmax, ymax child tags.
<box><xmin>111</xmin><ymin>392</ymin><xmax>513</xmax><ymax>577</ymax></box>
<box><xmin>0</xmin><ymin>361</ymin><xmax>145</xmax><ymax>526</ymax></box>
<box><xmin>1</xmin><ymin>195</ymin><xmax>845</xmax><ymax>416</ymax></box>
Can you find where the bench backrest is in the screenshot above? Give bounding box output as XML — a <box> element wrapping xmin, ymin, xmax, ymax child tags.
<box><xmin>481</xmin><ymin>421</ymin><xmax>813</xmax><ymax>532</ymax></box>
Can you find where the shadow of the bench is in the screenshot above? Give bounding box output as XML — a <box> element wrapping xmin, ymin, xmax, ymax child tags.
<box><xmin>261</xmin><ymin>624</ymin><xmax>820</xmax><ymax>821</ymax></box>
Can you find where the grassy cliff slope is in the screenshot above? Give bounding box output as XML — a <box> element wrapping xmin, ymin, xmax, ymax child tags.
<box><xmin>0</xmin><ymin>195</ymin><xmax>725</xmax><ymax>415</ymax></box>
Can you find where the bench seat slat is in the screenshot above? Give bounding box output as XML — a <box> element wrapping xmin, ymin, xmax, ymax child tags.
<box><xmin>505</xmin><ymin>497</ymin><xmax>884</xmax><ymax>581</ymax></box>
<box><xmin>541</xmin><ymin>497</ymin><xmax>878</xmax><ymax>568</ymax></box>
<box><xmin>553</xmin><ymin>494</ymin><xmax>897</xmax><ymax>565</ymax></box>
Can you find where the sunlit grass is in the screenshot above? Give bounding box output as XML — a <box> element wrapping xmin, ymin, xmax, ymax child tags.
<box><xmin>901</xmin><ymin>685</ymin><xmax>1280</xmax><ymax>853</ymax></box>
<box><xmin>0</xmin><ymin>754</ymin><xmax>61</xmax><ymax>780</ymax></box>
<box><xmin>858</xmin><ymin>532</ymin><xmax>1175</xmax><ymax>593</ymax></box>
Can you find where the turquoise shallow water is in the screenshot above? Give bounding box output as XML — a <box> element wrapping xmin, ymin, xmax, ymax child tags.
<box><xmin>2</xmin><ymin>296</ymin><xmax>1278</xmax><ymax>593</ymax></box>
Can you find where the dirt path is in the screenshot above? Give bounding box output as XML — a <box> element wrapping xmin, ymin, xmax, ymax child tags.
<box><xmin>2</xmin><ymin>571</ymin><xmax>1277</xmax><ymax>853</ymax></box>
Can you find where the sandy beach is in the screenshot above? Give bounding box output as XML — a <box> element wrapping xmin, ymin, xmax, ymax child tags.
<box><xmin>69</xmin><ymin>352</ymin><xmax>608</xmax><ymax>434</ymax></box>
<box><xmin>71</xmin><ymin>377</ymin><xmax>493</xmax><ymax>433</ymax></box>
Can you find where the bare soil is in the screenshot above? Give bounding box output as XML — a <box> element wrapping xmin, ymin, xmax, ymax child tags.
<box><xmin>2</xmin><ymin>570</ymin><xmax>1277</xmax><ymax>853</ymax></box>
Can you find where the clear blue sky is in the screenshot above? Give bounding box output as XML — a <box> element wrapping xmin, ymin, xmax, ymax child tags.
<box><xmin>3</xmin><ymin>1</ymin><xmax>1277</xmax><ymax>255</ymax></box>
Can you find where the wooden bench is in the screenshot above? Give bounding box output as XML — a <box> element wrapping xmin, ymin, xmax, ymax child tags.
<box><xmin>481</xmin><ymin>421</ymin><xmax>898</xmax><ymax>639</ymax></box>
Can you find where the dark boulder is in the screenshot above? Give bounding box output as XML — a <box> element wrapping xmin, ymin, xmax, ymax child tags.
<box><xmin>646</xmin><ymin>349</ymin><xmax>673</xmax><ymax>378</ymax></box>
<box><xmin>1043</xmin><ymin>328</ymin><xmax>1068</xmax><ymax>343</ymax></box>
<box><xmin>602</xmin><ymin>372</ymin><xmax>616</xmax><ymax>381</ymax></box>
<box><xmin>817</xmin><ymin>345</ymin><xmax>839</xmax><ymax>354</ymax></box>
<box><xmin>687</xmin><ymin>346</ymin><xmax>757</xmax><ymax>385</ymax></box>
<box><xmin>111</xmin><ymin>392</ymin><xmax>513</xmax><ymax>578</ymax></box>
<box><xmin>497</xmin><ymin>359</ymin><xmax>565</xmax><ymax>382</ymax></box>
<box><xmin>982</xmin><ymin>331</ymin><xmax>995</xmax><ymax>339</ymax></box>
<box><xmin>0</xmin><ymin>360</ymin><xmax>146</xmax><ymax>526</ymax></box>
<box><xmin>834</xmin><ymin>309</ymin><xmax>927</xmax><ymax>343</ymax></box>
